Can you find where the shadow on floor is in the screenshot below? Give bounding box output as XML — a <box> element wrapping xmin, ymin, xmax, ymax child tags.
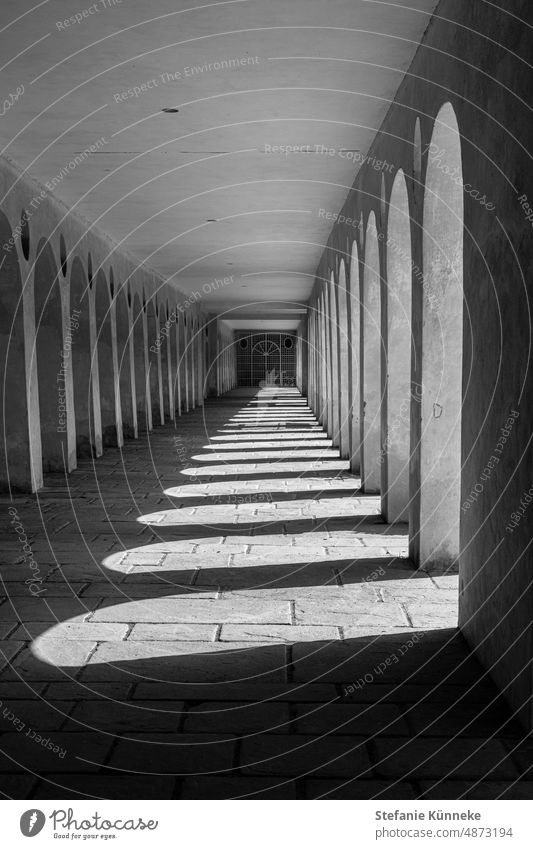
<box><xmin>0</xmin><ymin>394</ymin><xmax>528</xmax><ymax>800</ymax></box>
<box><xmin>0</xmin><ymin>627</ymin><xmax>529</xmax><ymax>800</ymax></box>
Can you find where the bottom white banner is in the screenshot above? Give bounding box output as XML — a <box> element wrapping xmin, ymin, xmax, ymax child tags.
<box><xmin>0</xmin><ymin>799</ymin><xmax>530</xmax><ymax>848</ymax></box>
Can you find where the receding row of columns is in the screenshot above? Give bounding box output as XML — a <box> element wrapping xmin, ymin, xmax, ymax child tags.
<box><xmin>0</xmin><ymin>218</ymin><xmax>211</xmax><ymax>493</ymax></box>
<box><xmin>306</xmin><ymin>101</ymin><xmax>464</xmax><ymax>573</ymax></box>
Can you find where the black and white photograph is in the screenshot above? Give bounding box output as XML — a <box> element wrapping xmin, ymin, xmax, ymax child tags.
<box><xmin>0</xmin><ymin>0</ymin><xmax>532</xmax><ymax>842</ymax></box>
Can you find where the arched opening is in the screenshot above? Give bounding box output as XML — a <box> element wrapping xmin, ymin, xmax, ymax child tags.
<box><xmin>198</xmin><ymin>319</ymin><xmax>206</xmax><ymax>404</ymax></box>
<box><xmin>418</xmin><ymin>102</ymin><xmax>464</xmax><ymax>569</ymax></box>
<box><xmin>95</xmin><ymin>270</ymin><xmax>117</xmax><ymax>447</ymax></box>
<box><xmin>194</xmin><ymin>317</ymin><xmax>202</xmax><ymax>402</ymax></box>
<box><xmin>20</xmin><ymin>210</ymin><xmax>30</xmax><ymax>260</ymax></box>
<box><xmin>413</xmin><ymin>117</ymin><xmax>422</xmax><ymax>186</ymax></box>
<box><xmin>318</xmin><ymin>291</ymin><xmax>327</xmax><ymax>427</ymax></box>
<box><xmin>133</xmin><ymin>294</ymin><xmax>148</xmax><ymax>432</ymax></box>
<box><xmin>174</xmin><ymin>309</ymin><xmax>183</xmax><ymax>415</ymax></box>
<box><xmin>380</xmin><ymin>173</ymin><xmax>387</xmax><ymax>225</ymax></box>
<box><xmin>307</xmin><ymin>306</ymin><xmax>315</xmax><ymax>411</ymax></box>
<box><xmin>169</xmin><ymin>305</ymin><xmax>178</xmax><ymax>415</ymax></box>
<box><xmin>318</xmin><ymin>291</ymin><xmax>328</xmax><ymax>429</ymax></box>
<box><xmin>182</xmin><ymin>312</ymin><xmax>190</xmax><ymax>412</ymax></box>
<box><xmin>70</xmin><ymin>256</ymin><xmax>94</xmax><ymax>459</ymax></box>
<box><xmin>198</xmin><ymin>317</ymin><xmax>204</xmax><ymax>402</ymax></box>
<box><xmin>204</xmin><ymin>322</ymin><xmax>210</xmax><ymax>397</ymax></box>
<box><xmin>33</xmin><ymin>238</ymin><xmax>66</xmax><ymax>474</ymax></box>
<box><xmin>160</xmin><ymin>304</ymin><xmax>172</xmax><ymax>420</ymax></box>
<box><xmin>59</xmin><ymin>234</ymin><xmax>67</xmax><ymax>277</ymax></box>
<box><xmin>190</xmin><ymin>315</ymin><xmax>197</xmax><ymax>408</ymax></box>
<box><xmin>383</xmin><ymin>168</ymin><xmax>413</xmax><ymax>523</ymax></box>
<box><xmin>361</xmin><ymin>212</ymin><xmax>382</xmax><ymax>493</ymax></box>
<box><xmin>326</xmin><ymin>272</ymin><xmax>339</xmax><ymax>444</ymax></box>
<box><xmin>336</xmin><ymin>259</ymin><xmax>350</xmax><ymax>458</ymax></box>
<box><xmin>147</xmin><ymin>299</ymin><xmax>162</xmax><ymax>426</ymax></box>
<box><xmin>116</xmin><ymin>287</ymin><xmax>135</xmax><ymax>439</ymax></box>
<box><xmin>0</xmin><ymin>212</ymin><xmax>33</xmax><ymax>490</ymax></box>
<box><xmin>19</xmin><ymin>209</ymin><xmax>31</xmax><ymax>260</ymax></box>
<box><xmin>315</xmin><ymin>297</ymin><xmax>321</xmax><ymax>422</ymax></box>
<box><xmin>348</xmin><ymin>240</ymin><xmax>361</xmax><ymax>473</ymax></box>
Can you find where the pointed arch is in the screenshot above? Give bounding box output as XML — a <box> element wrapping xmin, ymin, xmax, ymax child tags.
<box><xmin>70</xmin><ymin>256</ymin><xmax>94</xmax><ymax>458</ymax></box>
<box><xmin>383</xmin><ymin>168</ymin><xmax>413</xmax><ymax>522</ymax></box>
<box><xmin>361</xmin><ymin>212</ymin><xmax>382</xmax><ymax>493</ymax></box>
<box><xmin>348</xmin><ymin>239</ymin><xmax>361</xmax><ymax>473</ymax></box>
<box><xmin>34</xmin><ymin>238</ymin><xmax>66</xmax><ymax>473</ymax></box>
<box><xmin>418</xmin><ymin>101</ymin><xmax>464</xmax><ymax>568</ymax></box>
<box><xmin>336</xmin><ymin>259</ymin><xmax>350</xmax><ymax>458</ymax></box>
<box><xmin>0</xmin><ymin>212</ymin><xmax>33</xmax><ymax>490</ymax></box>
<box><xmin>95</xmin><ymin>269</ymin><xmax>117</xmax><ymax>447</ymax></box>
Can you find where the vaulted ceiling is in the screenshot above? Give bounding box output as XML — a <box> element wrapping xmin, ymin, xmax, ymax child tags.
<box><xmin>1</xmin><ymin>0</ymin><xmax>438</xmax><ymax>322</ymax></box>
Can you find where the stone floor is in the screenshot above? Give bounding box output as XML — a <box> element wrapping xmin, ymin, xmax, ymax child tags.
<box><xmin>0</xmin><ymin>387</ymin><xmax>531</xmax><ymax>799</ymax></box>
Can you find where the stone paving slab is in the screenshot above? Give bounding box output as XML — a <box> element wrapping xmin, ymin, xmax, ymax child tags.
<box><xmin>302</xmin><ymin>779</ymin><xmax>417</xmax><ymax>799</ymax></box>
<box><xmin>0</xmin><ymin>682</ymin><xmax>48</xmax><ymax>700</ymax></box>
<box><xmin>292</xmin><ymin>641</ymin><xmax>483</xmax><ymax>687</ymax></box>
<box><xmin>0</xmin><ymin>775</ymin><xmax>39</xmax><ymax>798</ymax></box>
<box><xmin>0</xmin><ymin>641</ymin><xmax>26</xmax><ymax>671</ymax></box>
<box><xmin>0</xmin><ymin>566</ymin><xmax>56</xmax><ymax>581</ymax></box>
<box><xmin>372</xmin><ymin>737</ymin><xmax>520</xmax><ymax>781</ymax></box>
<box><xmin>108</xmin><ymin>733</ymin><xmax>236</xmax><ymax>775</ymax></box>
<box><xmin>240</xmin><ymin>734</ymin><xmax>372</xmax><ymax>778</ymax></box>
<box><xmin>184</xmin><ymin>460</ymin><xmax>350</xmax><ymax>477</ymax></box>
<box><xmin>80</xmin><ymin>583</ymin><xmax>219</xmax><ymax>599</ymax></box>
<box><xmin>196</xmin><ymin>449</ymin><xmax>340</xmax><ymax>461</ymax></box>
<box><xmin>337</xmin><ymin>680</ymin><xmax>501</xmax><ymax>705</ymax></box>
<box><xmin>183</xmin><ymin>701</ymin><xmax>290</xmax><ymax>734</ymax></box>
<box><xmin>65</xmin><ymin>700</ymin><xmax>185</xmax><ymax>733</ymax></box>
<box><xmin>403</xmin><ymin>700</ymin><xmax>525</xmax><ymax>737</ymax></box>
<box><xmin>10</xmin><ymin>622</ymin><xmax>129</xmax><ymax>641</ymax></box>
<box><xmin>418</xmin><ymin>780</ymin><xmax>533</xmax><ymax>800</ymax></box>
<box><xmin>222</xmin><ymin>537</ymin><xmax>298</xmax><ymax>548</ymax></box>
<box><xmin>1</xmin><ymin>583</ymin><xmax>87</xmax><ymax>598</ymax></box>
<box><xmin>194</xmin><ymin>563</ymin><xmax>340</xmax><ymax>588</ymax></box>
<box><xmin>133</xmin><ymin>681</ymin><xmax>339</xmax><ymax>702</ymax></box>
<box><xmin>0</xmin><ymin>599</ymin><xmax>95</xmax><ymax>622</ymax></box>
<box><xmin>44</xmin><ymin>683</ymin><xmax>134</xmax><ymax>701</ymax></box>
<box><xmin>404</xmin><ymin>603</ymin><xmax>459</xmax><ymax>628</ymax></box>
<box><xmin>0</xmin><ymin>700</ymin><xmax>74</xmax><ymax>731</ymax></box>
<box><xmin>179</xmin><ymin>775</ymin><xmax>297</xmax><ymax>799</ymax></box>
<box><xmin>292</xmin><ymin>702</ymin><xmax>409</xmax><ymax>736</ymax></box>
<box><xmin>7</xmin><ymin>641</ymin><xmax>97</xmax><ymax>681</ymax></box>
<box><xmin>0</xmin><ymin>732</ymin><xmax>113</xmax><ymax>773</ymax></box>
<box><xmin>91</xmin><ymin>597</ymin><xmax>292</xmax><ymax>624</ymax></box>
<box><xmin>220</xmin><ymin>624</ymin><xmax>339</xmax><ymax>642</ymax></box>
<box><xmin>231</xmin><ymin>551</ymin><xmax>333</xmax><ymax>565</ymax></box>
<box><xmin>128</xmin><ymin>623</ymin><xmax>218</xmax><ymax>641</ymax></box>
<box><xmin>293</xmin><ymin>600</ymin><xmax>408</xmax><ymax>627</ymax></box>
<box><xmin>221</xmin><ymin>586</ymin><xmax>376</xmax><ymax>602</ymax></box>
<box><xmin>31</xmin><ymin>774</ymin><xmax>176</xmax><ymax>799</ymax></box>
<box><xmin>79</xmin><ymin>641</ymin><xmax>288</xmax><ymax>684</ymax></box>
<box><xmin>206</xmin><ymin>440</ymin><xmax>332</xmax><ymax>449</ymax></box>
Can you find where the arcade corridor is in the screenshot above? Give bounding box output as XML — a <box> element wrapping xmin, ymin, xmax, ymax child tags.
<box><xmin>0</xmin><ymin>0</ymin><xmax>532</xmax><ymax>805</ymax></box>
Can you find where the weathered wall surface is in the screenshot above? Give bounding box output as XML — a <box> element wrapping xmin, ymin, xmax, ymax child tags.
<box><xmin>307</xmin><ymin>1</ymin><xmax>533</xmax><ymax>727</ymax></box>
